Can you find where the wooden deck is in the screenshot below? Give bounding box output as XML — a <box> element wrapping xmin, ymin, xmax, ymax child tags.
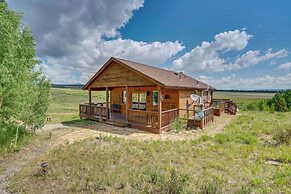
<box><xmin>80</xmin><ymin>99</ymin><xmax>236</xmax><ymax>133</ymax></box>
<box><xmin>79</xmin><ymin>104</ymin><xmax>179</xmax><ymax>134</ymax></box>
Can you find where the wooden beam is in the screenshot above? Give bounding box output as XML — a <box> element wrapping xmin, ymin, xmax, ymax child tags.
<box><xmin>158</xmin><ymin>86</ymin><xmax>162</xmax><ymax>130</ymax></box>
<box><xmin>106</xmin><ymin>87</ymin><xmax>109</xmax><ymax>119</ymax></box>
<box><xmin>89</xmin><ymin>89</ymin><xmax>92</xmax><ymax>116</ymax></box>
<box><xmin>125</xmin><ymin>85</ymin><xmax>129</xmax><ymax>125</ymax></box>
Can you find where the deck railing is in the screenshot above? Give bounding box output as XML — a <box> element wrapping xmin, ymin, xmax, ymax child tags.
<box><xmin>161</xmin><ymin>108</ymin><xmax>179</xmax><ymax>127</ymax></box>
<box><xmin>204</xmin><ymin>107</ymin><xmax>214</xmax><ymax>125</ymax></box>
<box><xmin>213</xmin><ymin>99</ymin><xmax>237</xmax><ymax>115</ymax></box>
<box><xmin>79</xmin><ymin>104</ymin><xmax>107</xmax><ymax>118</ymax></box>
<box><xmin>128</xmin><ymin>109</ymin><xmax>159</xmax><ymax>128</ymax></box>
<box><xmin>211</xmin><ymin>100</ymin><xmax>225</xmax><ymax>116</ymax></box>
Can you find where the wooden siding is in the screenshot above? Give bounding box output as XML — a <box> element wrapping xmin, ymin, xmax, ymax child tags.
<box><xmin>161</xmin><ymin>89</ymin><xmax>179</xmax><ymax>111</ymax></box>
<box><xmin>90</xmin><ymin>62</ymin><xmax>154</xmax><ymax>88</ymax></box>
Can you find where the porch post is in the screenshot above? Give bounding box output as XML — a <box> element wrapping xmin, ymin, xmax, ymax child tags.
<box><xmin>125</xmin><ymin>85</ymin><xmax>129</xmax><ymax>124</ymax></box>
<box><xmin>106</xmin><ymin>87</ymin><xmax>109</xmax><ymax>119</ymax></box>
<box><xmin>89</xmin><ymin>89</ymin><xmax>92</xmax><ymax>117</ymax></box>
<box><xmin>158</xmin><ymin>86</ymin><xmax>162</xmax><ymax>130</ymax></box>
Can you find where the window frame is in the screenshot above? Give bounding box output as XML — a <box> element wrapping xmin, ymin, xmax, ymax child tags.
<box><xmin>152</xmin><ymin>90</ymin><xmax>159</xmax><ymax>106</ymax></box>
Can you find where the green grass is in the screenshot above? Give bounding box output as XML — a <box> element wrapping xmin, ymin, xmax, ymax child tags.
<box><xmin>47</xmin><ymin>88</ymin><xmax>105</xmax><ymax>124</ymax></box>
<box><xmin>214</xmin><ymin>91</ymin><xmax>275</xmax><ymax>110</ymax></box>
<box><xmin>10</xmin><ymin>111</ymin><xmax>291</xmax><ymax>193</ymax></box>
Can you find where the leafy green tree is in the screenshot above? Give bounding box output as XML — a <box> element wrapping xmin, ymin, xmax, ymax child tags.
<box><xmin>0</xmin><ymin>1</ymin><xmax>50</xmax><ymax>130</ymax></box>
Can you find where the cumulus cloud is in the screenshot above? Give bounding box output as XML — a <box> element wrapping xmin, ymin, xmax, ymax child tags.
<box><xmin>199</xmin><ymin>73</ymin><xmax>291</xmax><ymax>90</ymax></box>
<box><xmin>278</xmin><ymin>62</ymin><xmax>291</xmax><ymax>70</ymax></box>
<box><xmin>172</xmin><ymin>30</ymin><xmax>252</xmax><ymax>72</ymax></box>
<box><xmin>172</xmin><ymin>30</ymin><xmax>288</xmax><ymax>73</ymax></box>
<box><xmin>9</xmin><ymin>0</ymin><xmax>184</xmax><ymax>83</ymax></box>
<box><xmin>228</xmin><ymin>49</ymin><xmax>288</xmax><ymax>70</ymax></box>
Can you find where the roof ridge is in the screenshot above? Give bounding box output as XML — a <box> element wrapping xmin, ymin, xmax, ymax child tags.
<box><xmin>114</xmin><ymin>57</ymin><xmax>203</xmax><ymax>82</ymax></box>
<box><xmin>114</xmin><ymin>57</ymin><xmax>179</xmax><ymax>74</ymax></box>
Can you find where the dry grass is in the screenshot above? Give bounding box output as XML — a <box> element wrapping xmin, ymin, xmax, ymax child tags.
<box><xmin>10</xmin><ymin>112</ymin><xmax>291</xmax><ymax>193</ymax></box>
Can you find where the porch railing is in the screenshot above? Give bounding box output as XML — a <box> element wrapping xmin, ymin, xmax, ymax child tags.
<box><xmin>161</xmin><ymin>108</ymin><xmax>179</xmax><ymax>127</ymax></box>
<box><xmin>79</xmin><ymin>104</ymin><xmax>107</xmax><ymax>118</ymax></box>
<box><xmin>128</xmin><ymin>109</ymin><xmax>158</xmax><ymax>128</ymax></box>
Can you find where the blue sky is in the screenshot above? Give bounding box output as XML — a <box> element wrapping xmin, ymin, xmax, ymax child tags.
<box><xmin>9</xmin><ymin>0</ymin><xmax>291</xmax><ymax>89</ymax></box>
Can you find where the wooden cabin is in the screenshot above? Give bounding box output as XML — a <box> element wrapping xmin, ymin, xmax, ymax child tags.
<box><xmin>80</xmin><ymin>57</ymin><xmax>218</xmax><ymax>134</ymax></box>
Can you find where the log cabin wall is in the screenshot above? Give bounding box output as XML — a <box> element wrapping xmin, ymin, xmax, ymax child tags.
<box><xmin>178</xmin><ymin>89</ymin><xmax>201</xmax><ymax>116</ymax></box>
<box><xmin>161</xmin><ymin>89</ymin><xmax>179</xmax><ymax>111</ymax></box>
<box><xmin>90</xmin><ymin>62</ymin><xmax>155</xmax><ymax>88</ymax></box>
<box><xmin>110</xmin><ymin>87</ymin><xmax>180</xmax><ymax>115</ymax></box>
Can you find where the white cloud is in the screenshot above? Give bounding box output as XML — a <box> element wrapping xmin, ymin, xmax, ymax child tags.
<box><xmin>199</xmin><ymin>73</ymin><xmax>291</xmax><ymax>90</ymax></box>
<box><xmin>278</xmin><ymin>62</ymin><xmax>291</xmax><ymax>70</ymax></box>
<box><xmin>10</xmin><ymin>0</ymin><xmax>184</xmax><ymax>84</ymax></box>
<box><xmin>172</xmin><ymin>30</ymin><xmax>252</xmax><ymax>72</ymax></box>
<box><xmin>43</xmin><ymin>38</ymin><xmax>184</xmax><ymax>84</ymax></box>
<box><xmin>228</xmin><ymin>49</ymin><xmax>288</xmax><ymax>70</ymax></box>
<box><xmin>172</xmin><ymin>30</ymin><xmax>288</xmax><ymax>73</ymax></box>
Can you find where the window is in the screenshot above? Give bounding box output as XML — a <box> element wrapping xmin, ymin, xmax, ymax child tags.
<box><xmin>132</xmin><ymin>92</ymin><xmax>139</xmax><ymax>109</ymax></box>
<box><xmin>132</xmin><ymin>92</ymin><xmax>147</xmax><ymax>110</ymax></box>
<box><xmin>139</xmin><ymin>92</ymin><xmax>146</xmax><ymax>110</ymax></box>
<box><xmin>139</xmin><ymin>93</ymin><xmax>146</xmax><ymax>103</ymax></box>
<box><xmin>122</xmin><ymin>91</ymin><xmax>127</xmax><ymax>104</ymax></box>
<box><xmin>203</xmin><ymin>91</ymin><xmax>208</xmax><ymax>97</ymax></box>
<box><xmin>153</xmin><ymin>91</ymin><xmax>158</xmax><ymax>106</ymax></box>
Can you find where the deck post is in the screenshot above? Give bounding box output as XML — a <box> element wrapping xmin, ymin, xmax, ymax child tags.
<box><xmin>158</xmin><ymin>86</ymin><xmax>162</xmax><ymax>130</ymax></box>
<box><xmin>106</xmin><ymin>87</ymin><xmax>109</xmax><ymax>119</ymax></box>
<box><xmin>89</xmin><ymin>89</ymin><xmax>92</xmax><ymax>117</ymax></box>
<box><xmin>125</xmin><ymin>85</ymin><xmax>129</xmax><ymax>125</ymax></box>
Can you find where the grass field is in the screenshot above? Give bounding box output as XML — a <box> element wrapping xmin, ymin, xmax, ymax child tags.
<box><xmin>7</xmin><ymin>89</ymin><xmax>291</xmax><ymax>193</ymax></box>
<box><xmin>214</xmin><ymin>91</ymin><xmax>275</xmax><ymax>110</ymax></box>
<box><xmin>48</xmin><ymin>88</ymin><xmax>105</xmax><ymax>124</ymax></box>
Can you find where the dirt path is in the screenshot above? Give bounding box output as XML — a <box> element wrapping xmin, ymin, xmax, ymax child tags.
<box><xmin>0</xmin><ymin>114</ymin><xmax>237</xmax><ymax>193</ymax></box>
<box><xmin>0</xmin><ymin>126</ymin><xmax>100</xmax><ymax>194</ymax></box>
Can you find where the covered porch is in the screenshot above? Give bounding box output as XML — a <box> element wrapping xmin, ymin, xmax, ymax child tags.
<box><xmin>79</xmin><ymin>85</ymin><xmax>179</xmax><ymax>134</ymax></box>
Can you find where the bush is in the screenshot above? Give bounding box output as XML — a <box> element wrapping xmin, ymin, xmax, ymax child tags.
<box><xmin>245</xmin><ymin>90</ymin><xmax>291</xmax><ymax>112</ymax></box>
<box><xmin>0</xmin><ymin>121</ymin><xmax>32</xmax><ymax>155</ymax></box>
<box><xmin>273</xmin><ymin>125</ymin><xmax>291</xmax><ymax>145</ymax></box>
<box><xmin>170</xmin><ymin>116</ymin><xmax>187</xmax><ymax>133</ymax></box>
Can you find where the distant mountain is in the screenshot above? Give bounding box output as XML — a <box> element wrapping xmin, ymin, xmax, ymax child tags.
<box><xmin>51</xmin><ymin>84</ymin><xmax>84</xmax><ymax>89</ymax></box>
<box><xmin>217</xmin><ymin>89</ymin><xmax>290</xmax><ymax>93</ymax></box>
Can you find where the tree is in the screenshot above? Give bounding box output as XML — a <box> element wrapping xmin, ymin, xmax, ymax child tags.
<box><xmin>272</xmin><ymin>93</ymin><xmax>288</xmax><ymax>112</ymax></box>
<box><xmin>0</xmin><ymin>1</ymin><xmax>50</xmax><ymax>130</ymax></box>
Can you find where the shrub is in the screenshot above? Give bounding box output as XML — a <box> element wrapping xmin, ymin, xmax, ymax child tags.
<box><xmin>273</xmin><ymin>125</ymin><xmax>291</xmax><ymax>145</ymax></box>
<box><xmin>214</xmin><ymin>133</ymin><xmax>230</xmax><ymax>144</ymax></box>
<box><xmin>246</xmin><ymin>102</ymin><xmax>258</xmax><ymax>111</ymax></box>
<box><xmin>170</xmin><ymin>116</ymin><xmax>187</xmax><ymax>133</ymax></box>
<box><xmin>0</xmin><ymin>121</ymin><xmax>32</xmax><ymax>155</ymax></box>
